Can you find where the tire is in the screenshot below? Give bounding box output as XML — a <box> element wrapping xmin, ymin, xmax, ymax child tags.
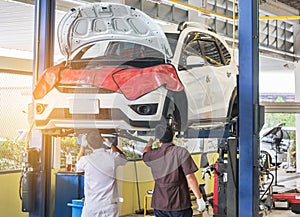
<box><xmin>162</xmin><ymin>91</ymin><xmax>188</xmax><ymax>132</ymax></box>
<box><xmin>227</xmin><ymin>88</ymin><xmax>238</xmax><ymax>120</ymax></box>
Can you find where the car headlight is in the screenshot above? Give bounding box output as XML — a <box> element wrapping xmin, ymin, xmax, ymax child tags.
<box><xmin>130</xmin><ymin>104</ymin><xmax>158</xmax><ymax>115</ymax></box>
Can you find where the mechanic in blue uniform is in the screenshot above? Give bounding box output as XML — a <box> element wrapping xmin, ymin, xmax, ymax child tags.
<box><xmin>143</xmin><ymin>125</ymin><xmax>206</xmax><ymax>217</ymax></box>
<box><xmin>76</xmin><ymin>130</ymin><xmax>127</xmax><ymax>217</ymax></box>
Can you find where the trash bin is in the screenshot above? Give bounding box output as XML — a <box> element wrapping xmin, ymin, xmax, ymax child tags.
<box><xmin>54</xmin><ymin>172</ymin><xmax>84</xmax><ymax>217</ymax></box>
<box><xmin>67</xmin><ymin>199</ymin><xmax>84</xmax><ymax>217</ymax></box>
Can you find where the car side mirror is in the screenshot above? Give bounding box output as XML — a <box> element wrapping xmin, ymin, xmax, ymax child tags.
<box><xmin>186</xmin><ymin>55</ymin><xmax>205</xmax><ymax>67</ymax></box>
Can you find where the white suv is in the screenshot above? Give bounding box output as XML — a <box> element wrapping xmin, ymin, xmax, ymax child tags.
<box><xmin>33</xmin><ymin>3</ymin><xmax>238</xmax><ymax>135</ymax></box>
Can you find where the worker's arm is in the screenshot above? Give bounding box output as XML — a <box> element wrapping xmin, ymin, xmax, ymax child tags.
<box><xmin>106</xmin><ymin>139</ymin><xmax>127</xmax><ymax>166</ymax></box>
<box><xmin>77</xmin><ymin>134</ymin><xmax>88</xmax><ymax>161</ymax></box>
<box><xmin>111</xmin><ymin>143</ymin><xmax>125</xmax><ymax>156</ymax></box>
<box><xmin>143</xmin><ymin>138</ymin><xmax>154</xmax><ymax>154</ymax></box>
<box><xmin>186</xmin><ymin>173</ymin><xmax>202</xmax><ymax>199</ymax></box>
<box><xmin>102</xmin><ymin>136</ymin><xmax>126</xmax><ymax>156</ymax></box>
<box><xmin>77</xmin><ymin>146</ymin><xmax>86</xmax><ymax>161</ymax></box>
<box><xmin>186</xmin><ymin>173</ymin><xmax>206</xmax><ymax>212</ymax></box>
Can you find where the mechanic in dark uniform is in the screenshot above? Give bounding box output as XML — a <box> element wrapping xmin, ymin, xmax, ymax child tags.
<box><xmin>143</xmin><ymin>125</ymin><xmax>206</xmax><ymax>217</ymax></box>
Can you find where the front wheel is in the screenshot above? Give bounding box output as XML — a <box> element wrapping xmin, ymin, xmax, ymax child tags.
<box><xmin>227</xmin><ymin>88</ymin><xmax>238</xmax><ymax>120</ymax></box>
<box><xmin>162</xmin><ymin>91</ymin><xmax>188</xmax><ymax>133</ymax></box>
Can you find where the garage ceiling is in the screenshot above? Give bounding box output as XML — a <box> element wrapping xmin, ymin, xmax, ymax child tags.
<box><xmin>277</xmin><ymin>0</ymin><xmax>300</xmax><ymax>10</ymax></box>
<box><xmin>0</xmin><ymin>0</ymin><xmax>299</xmax><ymax>73</ymax></box>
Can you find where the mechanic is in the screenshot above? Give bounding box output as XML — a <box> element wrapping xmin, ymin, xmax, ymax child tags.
<box><xmin>143</xmin><ymin>124</ymin><xmax>206</xmax><ymax>217</ymax></box>
<box><xmin>76</xmin><ymin>130</ymin><xmax>127</xmax><ymax>217</ymax></box>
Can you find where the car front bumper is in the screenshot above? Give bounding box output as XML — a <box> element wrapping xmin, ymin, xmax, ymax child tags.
<box><xmin>34</xmin><ymin>87</ymin><xmax>168</xmax><ymax>131</ymax></box>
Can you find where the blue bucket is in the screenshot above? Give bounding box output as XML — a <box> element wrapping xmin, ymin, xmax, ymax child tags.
<box><xmin>67</xmin><ymin>199</ymin><xmax>84</xmax><ymax>217</ymax></box>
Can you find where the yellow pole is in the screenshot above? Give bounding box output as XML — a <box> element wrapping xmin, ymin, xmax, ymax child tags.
<box><xmin>34</xmin><ymin>0</ymin><xmax>40</xmax><ymax>85</ymax></box>
<box><xmin>259</xmin><ymin>15</ymin><xmax>300</xmax><ymax>20</ymax></box>
<box><xmin>167</xmin><ymin>0</ymin><xmax>233</xmax><ymax>20</ymax></box>
<box><xmin>165</xmin><ymin>0</ymin><xmax>300</xmax><ymax>21</ymax></box>
<box><xmin>26</xmin><ymin>0</ymin><xmax>41</xmax><ymax>151</ymax></box>
<box><xmin>24</xmin><ymin>121</ymin><xmax>35</xmax><ymax>151</ymax></box>
<box><xmin>232</xmin><ymin>0</ymin><xmax>237</xmax><ymax>59</ymax></box>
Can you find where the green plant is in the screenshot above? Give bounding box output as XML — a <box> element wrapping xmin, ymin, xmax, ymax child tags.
<box><xmin>264</xmin><ymin>113</ymin><xmax>295</xmax><ymax>128</ymax></box>
<box><xmin>60</xmin><ymin>136</ymin><xmax>81</xmax><ymax>166</ymax></box>
<box><xmin>0</xmin><ymin>138</ymin><xmax>25</xmax><ymax>170</ymax></box>
<box><xmin>288</xmin><ymin>130</ymin><xmax>296</xmax><ymax>167</ymax></box>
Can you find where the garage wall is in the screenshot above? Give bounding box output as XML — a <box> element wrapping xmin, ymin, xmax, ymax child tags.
<box><xmin>118</xmin><ymin>153</ymin><xmax>217</xmax><ymax>215</ymax></box>
<box><xmin>0</xmin><ymin>171</ymin><xmax>28</xmax><ymax>217</ymax></box>
<box><xmin>1</xmin><ymin>153</ymin><xmax>218</xmax><ymax>216</ymax></box>
<box><xmin>0</xmin><ymin>73</ymin><xmax>32</xmax><ymax>139</ymax></box>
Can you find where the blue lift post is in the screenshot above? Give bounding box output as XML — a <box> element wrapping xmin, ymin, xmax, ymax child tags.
<box><xmin>31</xmin><ymin>1</ymin><xmax>56</xmax><ymax>217</ymax></box>
<box><xmin>238</xmin><ymin>0</ymin><xmax>261</xmax><ymax>217</ymax></box>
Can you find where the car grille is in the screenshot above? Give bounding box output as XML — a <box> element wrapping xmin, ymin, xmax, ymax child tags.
<box><xmin>34</xmin><ymin>107</ymin><xmax>162</xmax><ymax>129</ymax></box>
<box><xmin>35</xmin><ymin>108</ymin><xmax>129</xmax><ymax>127</ymax></box>
<box><xmin>49</xmin><ymin>108</ymin><xmax>113</xmax><ymax>119</ymax></box>
<box><xmin>56</xmin><ymin>86</ymin><xmax>115</xmax><ymax>94</ymax></box>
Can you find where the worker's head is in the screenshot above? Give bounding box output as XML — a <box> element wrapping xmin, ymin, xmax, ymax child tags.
<box><xmin>86</xmin><ymin>130</ymin><xmax>104</xmax><ymax>150</ymax></box>
<box><xmin>155</xmin><ymin>124</ymin><xmax>174</xmax><ymax>143</ymax></box>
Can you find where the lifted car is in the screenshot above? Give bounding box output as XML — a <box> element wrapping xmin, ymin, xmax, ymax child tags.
<box><xmin>33</xmin><ymin>2</ymin><xmax>238</xmax><ymax>135</ymax></box>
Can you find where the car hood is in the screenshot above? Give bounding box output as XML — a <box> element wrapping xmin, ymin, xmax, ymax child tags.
<box><xmin>260</xmin><ymin>122</ymin><xmax>285</xmax><ymax>138</ymax></box>
<box><xmin>57</xmin><ymin>2</ymin><xmax>172</xmax><ymax>58</ymax></box>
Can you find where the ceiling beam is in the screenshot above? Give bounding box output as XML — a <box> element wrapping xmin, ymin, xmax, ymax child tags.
<box><xmin>0</xmin><ymin>56</ymin><xmax>32</xmax><ymax>74</ymax></box>
<box><xmin>260</xmin><ymin>102</ymin><xmax>300</xmax><ymax>113</ymax></box>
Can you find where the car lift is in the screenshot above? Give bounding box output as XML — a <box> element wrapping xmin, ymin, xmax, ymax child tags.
<box><xmin>29</xmin><ymin>1</ymin><xmax>261</xmax><ymax>217</ymax></box>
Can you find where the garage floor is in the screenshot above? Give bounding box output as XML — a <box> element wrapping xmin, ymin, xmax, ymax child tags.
<box><xmin>122</xmin><ymin>208</ymin><xmax>298</xmax><ymax>217</ymax></box>
<box><xmin>122</xmin><ymin>167</ymin><xmax>300</xmax><ymax>217</ymax></box>
<box><xmin>267</xmin><ymin>166</ymin><xmax>300</xmax><ymax>217</ymax></box>
<box><xmin>122</xmin><ymin>209</ymin><xmax>298</xmax><ymax>217</ymax></box>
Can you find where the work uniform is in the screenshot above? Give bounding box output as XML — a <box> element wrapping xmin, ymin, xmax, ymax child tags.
<box><xmin>143</xmin><ymin>143</ymin><xmax>198</xmax><ymax>216</ymax></box>
<box><xmin>76</xmin><ymin>148</ymin><xmax>127</xmax><ymax>217</ymax></box>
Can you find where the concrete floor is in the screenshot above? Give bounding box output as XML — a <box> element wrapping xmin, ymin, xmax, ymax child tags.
<box><xmin>268</xmin><ymin>209</ymin><xmax>298</xmax><ymax>217</ymax></box>
<box><xmin>123</xmin><ymin>167</ymin><xmax>300</xmax><ymax>217</ymax></box>
<box><xmin>122</xmin><ymin>209</ymin><xmax>299</xmax><ymax>217</ymax></box>
<box><xmin>266</xmin><ymin>166</ymin><xmax>300</xmax><ymax>217</ymax></box>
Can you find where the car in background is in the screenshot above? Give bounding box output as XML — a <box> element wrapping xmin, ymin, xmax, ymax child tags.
<box><xmin>33</xmin><ymin>2</ymin><xmax>238</xmax><ymax>135</ymax></box>
<box><xmin>260</xmin><ymin>123</ymin><xmax>295</xmax><ymax>166</ymax></box>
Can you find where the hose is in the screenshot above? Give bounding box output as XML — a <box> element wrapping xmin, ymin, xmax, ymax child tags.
<box><xmin>133</xmin><ymin>145</ymin><xmax>143</xmax><ymax>213</ymax></box>
<box><xmin>260</xmin><ymin>171</ymin><xmax>274</xmax><ymax>201</ymax></box>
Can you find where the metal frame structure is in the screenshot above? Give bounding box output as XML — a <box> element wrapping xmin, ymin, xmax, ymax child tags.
<box><xmin>238</xmin><ymin>0</ymin><xmax>260</xmax><ymax>216</ymax></box>
<box><xmin>31</xmin><ymin>1</ymin><xmax>56</xmax><ymax>217</ymax></box>
<box><xmin>125</xmin><ymin>0</ymin><xmax>297</xmax><ymax>60</ymax></box>
<box><xmin>31</xmin><ymin>0</ymin><xmax>298</xmax><ymax>216</ymax></box>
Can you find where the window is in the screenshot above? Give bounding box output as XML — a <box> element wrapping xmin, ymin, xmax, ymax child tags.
<box><xmin>180</xmin><ymin>32</ymin><xmax>228</xmax><ymax>68</ymax></box>
<box><xmin>0</xmin><ymin>73</ymin><xmax>32</xmax><ymax>171</ymax></box>
<box><xmin>71</xmin><ymin>41</ymin><xmax>166</xmax><ymax>69</ymax></box>
<box><xmin>179</xmin><ymin>33</ymin><xmax>205</xmax><ymax>69</ymax></box>
<box><xmin>165</xmin><ymin>33</ymin><xmax>179</xmax><ymax>55</ymax></box>
<box><xmin>217</xmin><ymin>40</ymin><xmax>231</xmax><ymax>65</ymax></box>
<box><xmin>74</xmin><ymin>41</ymin><xmax>165</xmax><ymax>60</ymax></box>
<box><xmin>200</xmin><ymin>40</ymin><xmax>223</xmax><ymax>66</ymax></box>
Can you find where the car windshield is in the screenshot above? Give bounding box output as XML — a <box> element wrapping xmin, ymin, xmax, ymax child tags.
<box><xmin>165</xmin><ymin>33</ymin><xmax>179</xmax><ymax>55</ymax></box>
<box><xmin>70</xmin><ymin>41</ymin><xmax>165</xmax><ymax>69</ymax></box>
